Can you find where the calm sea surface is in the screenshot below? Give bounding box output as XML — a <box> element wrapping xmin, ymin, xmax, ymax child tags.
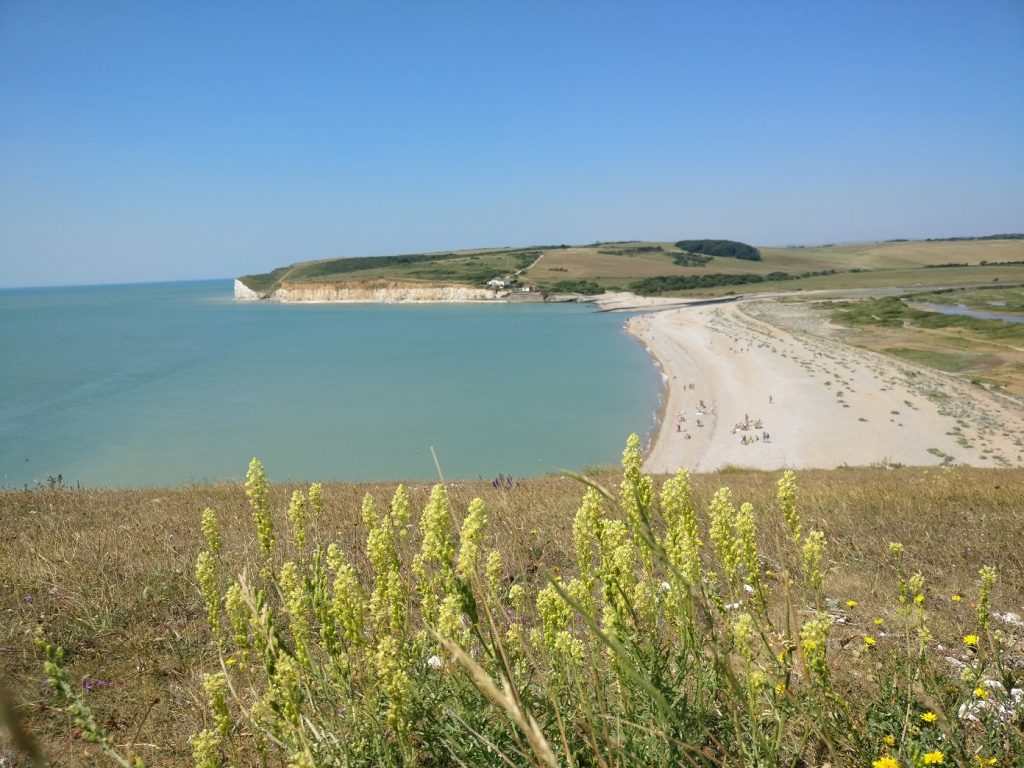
<box><xmin>0</xmin><ymin>280</ymin><xmax>660</xmax><ymax>488</ymax></box>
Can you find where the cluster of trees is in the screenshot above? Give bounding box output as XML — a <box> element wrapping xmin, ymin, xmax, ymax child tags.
<box><xmin>674</xmin><ymin>239</ymin><xmax>762</xmax><ymax>261</ymax></box>
<box><xmin>548</xmin><ymin>279</ymin><xmax>605</xmax><ymax>295</ymax></box>
<box><xmin>597</xmin><ymin>246</ymin><xmax>665</xmax><ymax>256</ymax></box>
<box><xmin>629</xmin><ymin>268</ymin><xmax>841</xmax><ymax>296</ymax></box>
<box><xmin>671</xmin><ymin>253</ymin><xmax>713</xmax><ymax>267</ymax></box>
<box><xmin>925</xmin><ymin>259</ymin><xmax>1024</xmax><ymax>269</ymax></box>
<box><xmin>925</xmin><ymin>234</ymin><xmax>1024</xmax><ymax>242</ymax></box>
<box><xmin>629</xmin><ymin>272</ymin><xmax>789</xmax><ymax>295</ymax></box>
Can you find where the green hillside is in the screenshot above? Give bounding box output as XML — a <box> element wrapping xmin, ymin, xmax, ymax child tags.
<box><xmin>238</xmin><ymin>236</ymin><xmax>1024</xmax><ymax>298</ymax></box>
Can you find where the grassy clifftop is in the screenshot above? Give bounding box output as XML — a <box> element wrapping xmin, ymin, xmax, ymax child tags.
<box><xmin>238</xmin><ymin>236</ymin><xmax>1024</xmax><ymax>298</ymax></box>
<box><xmin>5</xmin><ymin>460</ymin><xmax>1024</xmax><ymax>765</ymax></box>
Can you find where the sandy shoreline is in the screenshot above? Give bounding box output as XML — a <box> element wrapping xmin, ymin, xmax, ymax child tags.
<box><xmin>610</xmin><ymin>296</ymin><xmax>1024</xmax><ymax>473</ymax></box>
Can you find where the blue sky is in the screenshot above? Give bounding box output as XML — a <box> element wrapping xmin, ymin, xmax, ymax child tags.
<box><xmin>1</xmin><ymin>1</ymin><xmax>1022</xmax><ymax>287</ymax></box>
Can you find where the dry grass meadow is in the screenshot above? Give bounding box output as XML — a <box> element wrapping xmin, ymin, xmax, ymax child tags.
<box><xmin>3</xmin><ymin>462</ymin><xmax>1023</xmax><ymax>766</ymax></box>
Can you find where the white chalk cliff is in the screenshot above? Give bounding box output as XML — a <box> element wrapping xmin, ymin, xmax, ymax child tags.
<box><xmin>234</xmin><ymin>279</ymin><xmax>264</xmax><ymax>300</ymax></box>
<box><xmin>234</xmin><ymin>279</ymin><xmax>501</xmax><ymax>303</ymax></box>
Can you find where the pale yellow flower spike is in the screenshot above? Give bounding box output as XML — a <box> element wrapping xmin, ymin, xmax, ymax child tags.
<box><xmin>195</xmin><ymin>550</ymin><xmax>221</xmax><ymax>637</ymax></box>
<box><xmin>776</xmin><ymin>469</ymin><xmax>801</xmax><ymax>543</ymax></box>
<box><xmin>977</xmin><ymin>565</ymin><xmax>996</xmax><ymax>632</ymax></box>
<box><xmin>802</xmin><ymin>530</ymin><xmax>827</xmax><ymax>594</ymax></box>
<box><xmin>287</xmin><ymin>490</ymin><xmax>307</xmax><ymax>549</ymax></box>
<box><xmin>200</xmin><ymin>507</ymin><xmax>221</xmax><ymax>555</ymax></box>
<box><xmin>245</xmin><ymin>458</ymin><xmax>274</xmax><ymax>560</ymax></box>
<box><xmin>709</xmin><ymin>487</ymin><xmax>738</xmax><ymax>585</ymax></box>
<box><xmin>456</xmin><ymin>498</ymin><xmax>488</xmax><ymax>580</ymax></box>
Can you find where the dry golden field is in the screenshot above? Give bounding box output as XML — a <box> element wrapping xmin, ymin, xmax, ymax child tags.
<box><xmin>3</xmin><ymin>465</ymin><xmax>1023</xmax><ymax>766</ymax></box>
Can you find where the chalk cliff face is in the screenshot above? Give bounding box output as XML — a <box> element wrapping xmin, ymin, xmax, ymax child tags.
<box><xmin>268</xmin><ymin>281</ymin><xmax>500</xmax><ymax>303</ymax></box>
<box><xmin>234</xmin><ymin>279</ymin><xmax>264</xmax><ymax>300</ymax></box>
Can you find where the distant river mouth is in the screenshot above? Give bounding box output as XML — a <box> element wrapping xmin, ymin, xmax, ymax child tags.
<box><xmin>910</xmin><ymin>302</ymin><xmax>1024</xmax><ymax>324</ymax></box>
<box><xmin>0</xmin><ymin>280</ymin><xmax>662</xmax><ymax>488</ymax></box>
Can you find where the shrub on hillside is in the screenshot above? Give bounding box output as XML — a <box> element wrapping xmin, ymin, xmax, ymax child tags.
<box><xmin>675</xmin><ymin>239</ymin><xmax>762</xmax><ymax>261</ymax></box>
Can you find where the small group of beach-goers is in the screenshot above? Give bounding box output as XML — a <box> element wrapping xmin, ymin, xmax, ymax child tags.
<box><xmin>673</xmin><ymin>393</ymin><xmax>716</xmax><ymax>442</ymax></box>
<box><xmin>732</xmin><ymin>412</ymin><xmax>770</xmax><ymax>445</ymax></box>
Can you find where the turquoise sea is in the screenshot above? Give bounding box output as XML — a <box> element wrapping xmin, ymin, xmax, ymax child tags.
<box><xmin>0</xmin><ymin>280</ymin><xmax>660</xmax><ymax>488</ymax></box>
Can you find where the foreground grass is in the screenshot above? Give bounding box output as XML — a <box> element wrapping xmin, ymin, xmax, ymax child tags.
<box><xmin>3</xmin><ymin>455</ymin><xmax>1023</xmax><ymax>766</ymax></box>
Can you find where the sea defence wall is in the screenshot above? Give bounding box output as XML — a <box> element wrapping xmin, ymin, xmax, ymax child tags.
<box><xmin>235</xmin><ymin>279</ymin><xmax>501</xmax><ymax>303</ymax></box>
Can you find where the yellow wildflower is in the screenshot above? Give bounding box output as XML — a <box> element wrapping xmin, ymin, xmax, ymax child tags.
<box><xmin>287</xmin><ymin>489</ymin><xmax>307</xmax><ymax>549</ymax></box>
<box><xmin>874</xmin><ymin>617</ymin><xmax>885</xmax><ymax>626</ymax></box>
<box><xmin>846</xmin><ymin>599</ymin><xmax>858</xmax><ymax>608</ymax></box>
<box><xmin>245</xmin><ymin>458</ymin><xmax>274</xmax><ymax>560</ymax></box>
<box><xmin>709</xmin><ymin>487</ymin><xmax>739</xmax><ymax>584</ymax></box>
<box><xmin>200</xmin><ymin>507</ymin><xmax>221</xmax><ymax>555</ymax></box>
<box><xmin>873</xmin><ymin>757</ymin><xmax>899</xmax><ymax>768</ymax></box>
<box><xmin>920</xmin><ymin>711</ymin><xmax>937</xmax><ymax>722</ymax></box>
<box><xmin>619</xmin><ymin>432</ymin><xmax>653</xmax><ymax>547</ymax></box>
<box><xmin>977</xmin><ymin>565</ymin><xmax>996</xmax><ymax>631</ymax></box>
<box><xmin>923</xmin><ymin>751</ymin><xmax>944</xmax><ymax>764</ymax></box>
<box><xmin>951</xmin><ymin>594</ymin><xmax>962</xmax><ymax>602</ymax></box>
<box><xmin>914</xmin><ymin>593</ymin><xmax>925</xmax><ymax>605</ymax></box>
<box><xmin>195</xmin><ymin>550</ymin><xmax>220</xmax><ymax>636</ymax></box>
<box><xmin>864</xmin><ymin>635</ymin><xmax>876</xmax><ymax>646</ymax></box>
<box><xmin>776</xmin><ymin>469</ymin><xmax>801</xmax><ymax>543</ymax></box>
<box><xmin>801</xmin><ymin>530</ymin><xmax>827</xmax><ymax>593</ymax></box>
<box><xmin>964</xmin><ymin>634</ymin><xmax>979</xmax><ymax>646</ymax></box>
<box><xmin>974</xmin><ymin>686</ymin><xmax>989</xmax><ymax>699</ymax></box>
<box><xmin>884</xmin><ymin>735</ymin><xmax>895</xmax><ymax>746</ymax></box>
<box><xmin>455</xmin><ymin>498</ymin><xmax>488</xmax><ymax>579</ymax></box>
